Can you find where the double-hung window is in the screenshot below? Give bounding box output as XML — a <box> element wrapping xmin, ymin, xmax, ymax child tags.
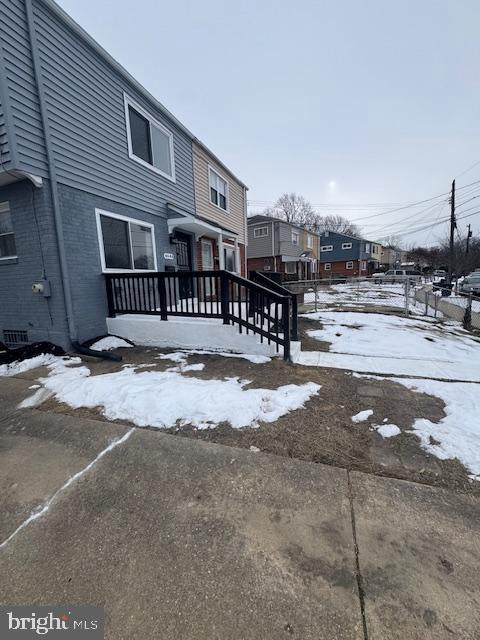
<box><xmin>209</xmin><ymin>167</ymin><xmax>228</xmax><ymax>211</ymax></box>
<box><xmin>291</xmin><ymin>231</ymin><xmax>300</xmax><ymax>245</ymax></box>
<box><xmin>346</xmin><ymin>261</ymin><xmax>354</xmax><ymax>269</ymax></box>
<box><xmin>307</xmin><ymin>235</ymin><xmax>313</xmax><ymax>249</ymax></box>
<box><xmin>125</xmin><ymin>95</ymin><xmax>175</xmax><ymax>181</ymax></box>
<box><xmin>0</xmin><ymin>202</ymin><xmax>17</xmax><ymax>260</ymax></box>
<box><xmin>96</xmin><ymin>210</ymin><xmax>157</xmax><ymax>272</ymax></box>
<box><xmin>254</xmin><ymin>226</ymin><xmax>268</xmax><ymax>238</ymax></box>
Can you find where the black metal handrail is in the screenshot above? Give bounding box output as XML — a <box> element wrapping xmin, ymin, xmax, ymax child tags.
<box><xmin>104</xmin><ymin>270</ymin><xmax>293</xmax><ymax>360</ymax></box>
<box><xmin>250</xmin><ymin>271</ymin><xmax>298</xmax><ymax>341</ymax></box>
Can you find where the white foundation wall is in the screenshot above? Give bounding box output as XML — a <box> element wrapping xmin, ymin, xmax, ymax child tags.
<box><xmin>107</xmin><ymin>315</ymin><xmax>281</xmax><ymax>356</ymax></box>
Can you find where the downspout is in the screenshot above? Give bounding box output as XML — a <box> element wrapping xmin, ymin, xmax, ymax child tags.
<box><xmin>24</xmin><ymin>0</ymin><xmax>77</xmax><ymax>344</ymax></box>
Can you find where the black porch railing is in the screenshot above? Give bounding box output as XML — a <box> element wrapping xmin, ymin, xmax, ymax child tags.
<box><xmin>104</xmin><ymin>270</ymin><xmax>294</xmax><ymax>360</ymax></box>
<box><xmin>249</xmin><ymin>271</ymin><xmax>298</xmax><ymax>341</ymax></box>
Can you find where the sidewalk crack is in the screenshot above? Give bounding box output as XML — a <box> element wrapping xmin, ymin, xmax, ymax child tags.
<box><xmin>347</xmin><ymin>469</ymin><xmax>369</xmax><ymax>640</ymax></box>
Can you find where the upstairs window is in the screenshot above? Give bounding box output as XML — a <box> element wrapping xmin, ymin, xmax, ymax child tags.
<box><xmin>0</xmin><ymin>202</ymin><xmax>17</xmax><ymax>259</ymax></box>
<box><xmin>291</xmin><ymin>231</ymin><xmax>300</xmax><ymax>245</ymax></box>
<box><xmin>96</xmin><ymin>210</ymin><xmax>157</xmax><ymax>272</ymax></box>
<box><xmin>321</xmin><ymin>245</ymin><xmax>333</xmax><ymax>252</ymax></box>
<box><xmin>254</xmin><ymin>226</ymin><xmax>269</xmax><ymax>238</ymax></box>
<box><xmin>342</xmin><ymin>242</ymin><xmax>352</xmax><ymax>250</ymax></box>
<box><xmin>209</xmin><ymin>167</ymin><xmax>228</xmax><ymax>211</ymax></box>
<box><xmin>125</xmin><ymin>95</ymin><xmax>175</xmax><ymax>181</ymax></box>
<box><xmin>307</xmin><ymin>235</ymin><xmax>313</xmax><ymax>248</ymax></box>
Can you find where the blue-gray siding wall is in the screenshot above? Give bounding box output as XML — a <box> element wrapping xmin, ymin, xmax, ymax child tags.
<box><xmin>58</xmin><ymin>183</ymin><xmax>174</xmax><ymax>344</ymax></box>
<box><xmin>0</xmin><ymin>179</ymin><xmax>69</xmax><ymax>348</ymax></box>
<box><xmin>32</xmin><ymin>0</ymin><xmax>195</xmax><ymax>217</ymax></box>
<box><xmin>0</xmin><ymin>0</ymin><xmax>48</xmax><ymax>175</ymax></box>
<box><xmin>320</xmin><ymin>232</ymin><xmax>363</xmax><ymax>262</ymax></box>
<box><xmin>0</xmin><ymin>96</ymin><xmax>11</xmax><ymax>167</ymax></box>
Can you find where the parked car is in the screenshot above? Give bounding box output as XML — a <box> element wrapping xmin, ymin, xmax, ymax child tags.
<box><xmin>459</xmin><ymin>272</ymin><xmax>480</xmax><ymax>297</ymax></box>
<box><xmin>374</xmin><ymin>269</ymin><xmax>423</xmax><ymax>284</ymax></box>
<box><xmin>433</xmin><ymin>269</ymin><xmax>447</xmax><ymax>279</ymax></box>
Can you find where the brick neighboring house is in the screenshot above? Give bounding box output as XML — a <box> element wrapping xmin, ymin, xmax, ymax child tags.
<box><xmin>319</xmin><ymin>231</ymin><xmax>380</xmax><ymax>277</ymax></box>
<box><xmin>247</xmin><ymin>215</ymin><xmax>320</xmax><ymax>280</ymax></box>
<box><xmin>0</xmin><ymin>0</ymin><xmax>247</xmax><ymax>350</ymax></box>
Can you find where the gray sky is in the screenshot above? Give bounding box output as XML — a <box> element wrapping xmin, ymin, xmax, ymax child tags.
<box><xmin>56</xmin><ymin>0</ymin><xmax>480</xmax><ymax>246</ymax></box>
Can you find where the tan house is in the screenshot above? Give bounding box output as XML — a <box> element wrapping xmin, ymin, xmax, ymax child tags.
<box><xmin>167</xmin><ymin>140</ymin><xmax>248</xmax><ymax>277</ymax></box>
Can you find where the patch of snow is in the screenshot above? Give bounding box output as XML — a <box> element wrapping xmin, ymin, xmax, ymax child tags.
<box><xmin>90</xmin><ymin>336</ymin><xmax>133</xmax><ymax>351</ymax></box>
<box><xmin>0</xmin><ymin>354</ymin><xmax>81</xmax><ymax>378</ymax></box>
<box><xmin>351</xmin><ymin>409</ymin><xmax>373</xmax><ymax>423</ymax></box>
<box><xmin>180</xmin><ymin>363</ymin><xmax>205</xmax><ymax>372</ymax></box>
<box><xmin>158</xmin><ymin>350</ymin><xmax>271</xmax><ymax>364</ymax></box>
<box><xmin>22</xmin><ymin>365</ymin><xmax>320</xmax><ymax>431</ymax></box>
<box><xmin>249</xmin><ymin>445</ymin><xmax>261</xmax><ymax>452</ymax></box>
<box><xmin>374</xmin><ymin>423</ymin><xmax>401</xmax><ymax>438</ymax></box>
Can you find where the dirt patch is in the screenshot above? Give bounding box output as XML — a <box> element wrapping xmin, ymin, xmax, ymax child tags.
<box><xmin>16</xmin><ymin>342</ymin><xmax>479</xmax><ymax>497</ymax></box>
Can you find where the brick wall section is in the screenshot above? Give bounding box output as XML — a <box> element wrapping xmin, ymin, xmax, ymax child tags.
<box><xmin>0</xmin><ymin>179</ymin><xmax>70</xmax><ymax>348</ymax></box>
<box><xmin>320</xmin><ymin>259</ymin><xmax>367</xmax><ymax>277</ymax></box>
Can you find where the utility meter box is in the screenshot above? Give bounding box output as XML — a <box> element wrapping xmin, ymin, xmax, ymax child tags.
<box><xmin>32</xmin><ymin>279</ymin><xmax>51</xmax><ymax>298</ymax></box>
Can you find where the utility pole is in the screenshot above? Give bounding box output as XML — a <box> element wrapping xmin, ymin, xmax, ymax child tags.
<box><xmin>466</xmin><ymin>223</ymin><xmax>472</xmax><ymax>255</ymax></box>
<box><xmin>449</xmin><ymin>179</ymin><xmax>456</xmax><ymax>282</ymax></box>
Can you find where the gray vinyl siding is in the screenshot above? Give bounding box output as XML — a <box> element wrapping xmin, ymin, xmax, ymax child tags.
<box><xmin>0</xmin><ymin>0</ymin><xmax>48</xmax><ymax>176</ymax></box>
<box><xmin>28</xmin><ymin>0</ymin><xmax>194</xmax><ymax>217</ymax></box>
<box><xmin>247</xmin><ymin>221</ymin><xmax>275</xmax><ymax>258</ymax></box>
<box><xmin>278</xmin><ymin>221</ymin><xmax>304</xmax><ymax>258</ymax></box>
<box><xmin>0</xmin><ymin>96</ymin><xmax>10</xmax><ymax>167</ymax></box>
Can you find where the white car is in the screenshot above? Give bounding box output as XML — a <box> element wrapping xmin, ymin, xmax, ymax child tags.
<box><xmin>374</xmin><ymin>269</ymin><xmax>423</xmax><ymax>284</ymax></box>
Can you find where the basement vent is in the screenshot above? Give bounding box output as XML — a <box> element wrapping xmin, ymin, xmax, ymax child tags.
<box><xmin>3</xmin><ymin>330</ymin><xmax>29</xmax><ymax>348</ymax></box>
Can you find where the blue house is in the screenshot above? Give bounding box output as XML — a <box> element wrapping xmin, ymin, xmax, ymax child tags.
<box><xmin>0</xmin><ymin>0</ymin><xmax>255</xmax><ymax>353</ymax></box>
<box><xmin>319</xmin><ymin>231</ymin><xmax>381</xmax><ymax>277</ymax></box>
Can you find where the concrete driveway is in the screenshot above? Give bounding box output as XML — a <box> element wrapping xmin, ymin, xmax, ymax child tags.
<box><xmin>1</xmin><ymin>375</ymin><xmax>479</xmax><ymax>639</ymax></box>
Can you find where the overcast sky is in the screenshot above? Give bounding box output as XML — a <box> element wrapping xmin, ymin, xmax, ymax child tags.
<box><xmin>56</xmin><ymin>0</ymin><xmax>480</xmax><ymax>246</ymax></box>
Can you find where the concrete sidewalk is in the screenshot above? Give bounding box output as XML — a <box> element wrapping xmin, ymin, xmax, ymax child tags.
<box><xmin>1</xmin><ymin>377</ymin><xmax>479</xmax><ymax>639</ymax></box>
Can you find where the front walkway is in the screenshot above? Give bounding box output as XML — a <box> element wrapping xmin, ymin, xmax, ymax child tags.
<box><xmin>1</xmin><ymin>378</ymin><xmax>479</xmax><ymax>639</ymax></box>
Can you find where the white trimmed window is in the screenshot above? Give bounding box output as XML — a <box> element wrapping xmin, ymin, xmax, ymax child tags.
<box><xmin>254</xmin><ymin>226</ymin><xmax>269</xmax><ymax>238</ymax></box>
<box><xmin>365</xmin><ymin>243</ymin><xmax>371</xmax><ymax>252</ymax></box>
<box><xmin>321</xmin><ymin>245</ymin><xmax>333</xmax><ymax>252</ymax></box>
<box><xmin>223</xmin><ymin>245</ymin><xmax>238</xmax><ymax>273</ymax></box>
<box><xmin>124</xmin><ymin>95</ymin><xmax>175</xmax><ymax>181</ymax></box>
<box><xmin>324</xmin><ymin>263</ymin><xmax>331</xmax><ymax>271</ymax></box>
<box><xmin>307</xmin><ymin>235</ymin><xmax>313</xmax><ymax>248</ymax></box>
<box><xmin>96</xmin><ymin>209</ymin><xmax>157</xmax><ymax>272</ymax></box>
<box><xmin>342</xmin><ymin>242</ymin><xmax>352</xmax><ymax>250</ymax></box>
<box><xmin>361</xmin><ymin>261</ymin><xmax>367</xmax><ymax>270</ymax></box>
<box><xmin>291</xmin><ymin>231</ymin><xmax>300</xmax><ymax>245</ymax></box>
<box><xmin>285</xmin><ymin>261</ymin><xmax>297</xmax><ymax>274</ymax></box>
<box><xmin>209</xmin><ymin>167</ymin><xmax>228</xmax><ymax>211</ymax></box>
<box><xmin>346</xmin><ymin>261</ymin><xmax>354</xmax><ymax>270</ymax></box>
<box><xmin>0</xmin><ymin>202</ymin><xmax>17</xmax><ymax>259</ymax></box>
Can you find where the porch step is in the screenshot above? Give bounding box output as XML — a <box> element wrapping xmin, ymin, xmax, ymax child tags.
<box><xmin>107</xmin><ymin>315</ymin><xmax>285</xmax><ymax>357</ymax></box>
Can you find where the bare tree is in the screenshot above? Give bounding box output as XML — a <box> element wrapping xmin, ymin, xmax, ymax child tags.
<box><xmin>316</xmin><ymin>214</ymin><xmax>361</xmax><ymax>237</ymax></box>
<box><xmin>264</xmin><ymin>193</ymin><xmax>315</xmax><ymax>226</ymax></box>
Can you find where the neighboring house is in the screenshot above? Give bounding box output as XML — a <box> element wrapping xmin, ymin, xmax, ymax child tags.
<box><xmin>247</xmin><ymin>215</ymin><xmax>320</xmax><ymax>280</ymax></box>
<box><xmin>0</xmin><ymin>0</ymin><xmax>247</xmax><ymax>351</ymax></box>
<box><xmin>380</xmin><ymin>246</ymin><xmax>407</xmax><ymax>269</ymax></box>
<box><xmin>319</xmin><ymin>231</ymin><xmax>380</xmax><ymax>276</ymax></box>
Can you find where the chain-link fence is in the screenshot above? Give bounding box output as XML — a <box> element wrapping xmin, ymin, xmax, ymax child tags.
<box><xmin>296</xmin><ymin>276</ymin><xmax>480</xmax><ymax>329</ymax></box>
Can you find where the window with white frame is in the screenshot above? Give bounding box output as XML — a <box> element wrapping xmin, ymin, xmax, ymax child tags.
<box><xmin>291</xmin><ymin>230</ymin><xmax>300</xmax><ymax>245</ymax></box>
<box><xmin>285</xmin><ymin>261</ymin><xmax>297</xmax><ymax>274</ymax></box>
<box><xmin>254</xmin><ymin>226</ymin><xmax>268</xmax><ymax>238</ymax></box>
<box><xmin>365</xmin><ymin>243</ymin><xmax>370</xmax><ymax>252</ymax></box>
<box><xmin>324</xmin><ymin>263</ymin><xmax>331</xmax><ymax>271</ymax></box>
<box><xmin>209</xmin><ymin>167</ymin><xmax>228</xmax><ymax>211</ymax></box>
<box><xmin>307</xmin><ymin>235</ymin><xmax>313</xmax><ymax>248</ymax></box>
<box><xmin>341</xmin><ymin>242</ymin><xmax>352</xmax><ymax>250</ymax></box>
<box><xmin>361</xmin><ymin>261</ymin><xmax>367</xmax><ymax>270</ymax></box>
<box><xmin>0</xmin><ymin>202</ymin><xmax>17</xmax><ymax>259</ymax></box>
<box><xmin>96</xmin><ymin>210</ymin><xmax>156</xmax><ymax>272</ymax></box>
<box><xmin>346</xmin><ymin>261</ymin><xmax>354</xmax><ymax>269</ymax></box>
<box><xmin>124</xmin><ymin>95</ymin><xmax>175</xmax><ymax>180</ymax></box>
<box><xmin>321</xmin><ymin>245</ymin><xmax>333</xmax><ymax>252</ymax></box>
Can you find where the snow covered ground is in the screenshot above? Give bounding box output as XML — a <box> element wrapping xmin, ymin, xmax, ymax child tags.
<box><xmin>304</xmin><ymin>281</ymin><xmax>422</xmax><ymax>313</ymax></box>
<box><xmin>298</xmin><ymin>311</ymin><xmax>480</xmax><ymax>381</ymax></box>
<box><xmin>90</xmin><ymin>336</ymin><xmax>132</xmax><ymax>351</ymax></box>
<box><xmin>3</xmin><ymin>355</ymin><xmax>319</xmax><ymax>431</ymax></box>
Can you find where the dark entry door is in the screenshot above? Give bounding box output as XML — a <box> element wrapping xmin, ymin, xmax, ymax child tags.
<box><xmin>174</xmin><ymin>232</ymin><xmax>193</xmax><ymax>298</ymax></box>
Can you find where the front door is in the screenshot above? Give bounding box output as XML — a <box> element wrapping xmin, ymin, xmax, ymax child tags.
<box><xmin>174</xmin><ymin>232</ymin><xmax>192</xmax><ymax>298</ymax></box>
